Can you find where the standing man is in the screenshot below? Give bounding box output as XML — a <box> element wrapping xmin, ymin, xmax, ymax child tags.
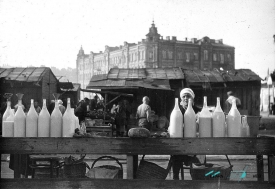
<box><xmin>225</xmin><ymin>91</ymin><xmax>241</xmax><ymax>113</ymax></box>
<box><xmin>136</xmin><ymin>96</ymin><xmax>151</xmax><ymax>130</ymax></box>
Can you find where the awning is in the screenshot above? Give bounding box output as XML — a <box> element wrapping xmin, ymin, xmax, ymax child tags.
<box><xmin>87</xmin><ymin>79</ymin><xmax>171</xmax><ymax>90</ymax></box>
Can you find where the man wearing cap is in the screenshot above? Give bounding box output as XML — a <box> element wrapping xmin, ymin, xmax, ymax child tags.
<box><xmin>136</xmin><ymin>96</ymin><xmax>152</xmax><ymax>130</ymax></box>
<box><xmin>171</xmin><ymin>88</ymin><xmax>201</xmax><ymax>180</ymax></box>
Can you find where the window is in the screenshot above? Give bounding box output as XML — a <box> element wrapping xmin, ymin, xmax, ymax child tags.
<box><xmin>149</xmin><ymin>51</ymin><xmax>153</xmax><ymax>60</ymax></box>
<box><xmin>162</xmin><ymin>50</ymin><xmax>166</xmax><ymax>59</ymax></box>
<box><xmin>213</xmin><ymin>53</ymin><xmax>217</xmax><ymax>61</ymax></box>
<box><xmin>204</xmin><ymin>50</ymin><xmax>208</xmax><ymax>61</ymax></box>
<box><xmin>186</xmin><ymin>52</ymin><xmax>190</xmax><ymax>62</ymax></box>
<box><xmin>177</xmin><ymin>52</ymin><xmax>182</xmax><ymax>59</ymax></box>
<box><xmin>220</xmin><ymin>54</ymin><xmax>224</xmax><ymax>64</ymax></box>
<box><xmin>142</xmin><ymin>51</ymin><xmax>145</xmax><ymax>60</ymax></box>
<box><xmin>194</xmin><ymin>53</ymin><xmax>198</xmax><ymax>60</ymax></box>
<box><xmin>227</xmin><ymin>54</ymin><xmax>231</xmax><ymax>61</ymax></box>
<box><xmin>168</xmin><ymin>51</ymin><xmax>173</xmax><ymax>59</ymax></box>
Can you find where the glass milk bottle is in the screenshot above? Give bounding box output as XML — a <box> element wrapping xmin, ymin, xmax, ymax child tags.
<box><xmin>38</xmin><ymin>99</ymin><xmax>51</xmax><ymax>137</ymax></box>
<box><xmin>227</xmin><ymin>99</ymin><xmax>242</xmax><ymax>137</ymax></box>
<box><xmin>212</xmin><ymin>97</ymin><xmax>225</xmax><ymax>137</ymax></box>
<box><xmin>198</xmin><ymin>96</ymin><xmax>212</xmax><ymax>137</ymax></box>
<box><xmin>2</xmin><ymin>101</ymin><xmax>11</xmax><ymax>122</ymax></box>
<box><xmin>184</xmin><ymin>98</ymin><xmax>197</xmax><ymax>137</ymax></box>
<box><xmin>2</xmin><ymin>101</ymin><xmax>11</xmax><ymax>136</ymax></box>
<box><xmin>50</xmin><ymin>94</ymin><xmax>62</xmax><ymax>137</ymax></box>
<box><xmin>241</xmin><ymin>116</ymin><xmax>250</xmax><ymax>137</ymax></box>
<box><xmin>62</xmin><ymin>98</ymin><xmax>75</xmax><ymax>137</ymax></box>
<box><xmin>168</xmin><ymin>98</ymin><xmax>183</xmax><ymax>138</ymax></box>
<box><xmin>14</xmin><ymin>93</ymin><xmax>26</xmax><ymax>137</ymax></box>
<box><xmin>26</xmin><ymin>99</ymin><xmax>39</xmax><ymax>137</ymax></box>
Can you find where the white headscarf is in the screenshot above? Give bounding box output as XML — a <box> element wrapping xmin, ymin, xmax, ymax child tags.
<box><xmin>180</xmin><ymin>88</ymin><xmax>195</xmax><ymax>99</ymax></box>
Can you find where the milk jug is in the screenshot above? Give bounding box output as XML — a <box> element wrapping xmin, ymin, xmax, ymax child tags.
<box><xmin>199</xmin><ymin>96</ymin><xmax>212</xmax><ymax>137</ymax></box>
<box><xmin>14</xmin><ymin>93</ymin><xmax>26</xmax><ymax>137</ymax></box>
<box><xmin>26</xmin><ymin>99</ymin><xmax>39</xmax><ymax>137</ymax></box>
<box><xmin>226</xmin><ymin>99</ymin><xmax>242</xmax><ymax>137</ymax></box>
<box><xmin>62</xmin><ymin>98</ymin><xmax>75</xmax><ymax>137</ymax></box>
<box><xmin>2</xmin><ymin>101</ymin><xmax>11</xmax><ymax>122</ymax></box>
<box><xmin>50</xmin><ymin>97</ymin><xmax>62</xmax><ymax>137</ymax></box>
<box><xmin>212</xmin><ymin>97</ymin><xmax>225</xmax><ymax>137</ymax></box>
<box><xmin>184</xmin><ymin>98</ymin><xmax>197</xmax><ymax>137</ymax></box>
<box><xmin>38</xmin><ymin>99</ymin><xmax>51</xmax><ymax>137</ymax></box>
<box><xmin>2</xmin><ymin>102</ymin><xmax>14</xmax><ymax>137</ymax></box>
<box><xmin>168</xmin><ymin>98</ymin><xmax>183</xmax><ymax>138</ymax></box>
<box><xmin>241</xmin><ymin>116</ymin><xmax>250</xmax><ymax>137</ymax></box>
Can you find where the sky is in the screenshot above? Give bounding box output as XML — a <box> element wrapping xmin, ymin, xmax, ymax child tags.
<box><xmin>0</xmin><ymin>0</ymin><xmax>274</xmax><ymax>79</ymax></box>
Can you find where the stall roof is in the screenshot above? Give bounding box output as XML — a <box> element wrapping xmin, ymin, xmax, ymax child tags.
<box><xmin>183</xmin><ymin>69</ymin><xmax>262</xmax><ymax>83</ymax></box>
<box><xmin>91</xmin><ymin>67</ymin><xmax>185</xmax><ymax>81</ymax></box>
<box><xmin>87</xmin><ymin>68</ymin><xmax>261</xmax><ymax>90</ymax></box>
<box><xmin>0</xmin><ymin>67</ymin><xmax>56</xmax><ymax>82</ymax></box>
<box><xmin>60</xmin><ymin>83</ymin><xmax>80</xmax><ymax>91</ymax></box>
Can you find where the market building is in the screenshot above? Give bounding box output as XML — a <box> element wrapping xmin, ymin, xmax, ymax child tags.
<box><xmin>76</xmin><ymin>22</ymin><xmax>235</xmax><ymax>98</ymax></box>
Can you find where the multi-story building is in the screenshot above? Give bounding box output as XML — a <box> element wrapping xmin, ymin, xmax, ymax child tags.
<box><xmin>76</xmin><ymin>22</ymin><xmax>235</xmax><ymax>98</ymax></box>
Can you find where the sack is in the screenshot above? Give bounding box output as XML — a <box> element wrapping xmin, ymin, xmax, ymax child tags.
<box><xmin>136</xmin><ymin>155</ymin><xmax>172</xmax><ymax>180</ymax></box>
<box><xmin>86</xmin><ymin>156</ymin><xmax>123</xmax><ymax>179</ymax></box>
<box><xmin>190</xmin><ymin>155</ymin><xmax>233</xmax><ymax>180</ymax></box>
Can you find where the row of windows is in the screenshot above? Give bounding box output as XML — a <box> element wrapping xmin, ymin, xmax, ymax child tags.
<box><xmin>162</xmin><ymin>50</ymin><xmax>199</xmax><ymax>62</ymax></box>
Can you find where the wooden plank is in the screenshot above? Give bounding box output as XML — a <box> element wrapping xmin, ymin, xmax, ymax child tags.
<box><xmin>0</xmin><ymin>179</ymin><xmax>274</xmax><ymax>189</ymax></box>
<box><xmin>268</xmin><ymin>155</ymin><xmax>275</xmax><ymax>182</ymax></box>
<box><xmin>256</xmin><ymin>155</ymin><xmax>264</xmax><ymax>181</ymax></box>
<box><xmin>0</xmin><ymin>138</ymin><xmax>274</xmax><ymax>155</ymax></box>
<box><xmin>126</xmin><ymin>155</ymin><xmax>138</xmax><ymax>179</ymax></box>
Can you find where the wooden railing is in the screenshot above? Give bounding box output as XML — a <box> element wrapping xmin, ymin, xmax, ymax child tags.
<box><xmin>0</xmin><ymin>137</ymin><xmax>275</xmax><ymax>189</ymax></box>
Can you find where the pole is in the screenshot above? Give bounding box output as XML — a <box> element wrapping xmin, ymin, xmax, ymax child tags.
<box><xmin>268</xmin><ymin>84</ymin><xmax>270</xmax><ymax>117</ymax></box>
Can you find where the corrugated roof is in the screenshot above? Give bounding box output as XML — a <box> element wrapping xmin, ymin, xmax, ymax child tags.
<box><xmin>0</xmin><ymin>67</ymin><xmax>53</xmax><ymax>82</ymax></box>
<box><xmin>87</xmin><ymin>79</ymin><xmax>171</xmax><ymax>90</ymax></box>
<box><xmin>101</xmin><ymin>67</ymin><xmax>185</xmax><ymax>80</ymax></box>
<box><xmin>183</xmin><ymin>69</ymin><xmax>261</xmax><ymax>83</ymax></box>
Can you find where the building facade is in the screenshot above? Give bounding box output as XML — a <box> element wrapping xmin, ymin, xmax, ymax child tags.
<box><xmin>76</xmin><ymin>22</ymin><xmax>235</xmax><ymax>98</ymax></box>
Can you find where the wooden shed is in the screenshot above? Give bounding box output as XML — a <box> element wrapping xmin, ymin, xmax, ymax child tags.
<box><xmin>0</xmin><ymin>67</ymin><xmax>59</xmax><ymax>109</ymax></box>
<box><xmin>86</xmin><ymin>67</ymin><xmax>262</xmax><ymax>117</ymax></box>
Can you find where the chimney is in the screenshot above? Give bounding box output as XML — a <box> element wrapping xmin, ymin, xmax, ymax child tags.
<box><xmin>185</xmin><ymin>37</ymin><xmax>188</xmax><ymax>41</ymax></box>
<box><xmin>219</xmin><ymin>39</ymin><xmax>223</xmax><ymax>44</ymax></box>
<box><xmin>99</xmin><ymin>51</ymin><xmax>102</xmax><ymax>53</ymax></box>
<box><xmin>172</xmin><ymin>36</ymin><xmax>177</xmax><ymax>41</ymax></box>
<box><xmin>166</xmin><ymin>36</ymin><xmax>170</xmax><ymax>40</ymax></box>
<box><xmin>124</xmin><ymin>41</ymin><xmax>127</xmax><ymax>46</ymax></box>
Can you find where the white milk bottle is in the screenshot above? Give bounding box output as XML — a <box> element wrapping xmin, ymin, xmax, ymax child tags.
<box><xmin>199</xmin><ymin>96</ymin><xmax>212</xmax><ymax>137</ymax></box>
<box><xmin>50</xmin><ymin>99</ymin><xmax>62</xmax><ymax>137</ymax></box>
<box><xmin>62</xmin><ymin>98</ymin><xmax>75</xmax><ymax>137</ymax></box>
<box><xmin>38</xmin><ymin>99</ymin><xmax>51</xmax><ymax>137</ymax></box>
<box><xmin>2</xmin><ymin>101</ymin><xmax>12</xmax><ymax>137</ymax></box>
<box><xmin>168</xmin><ymin>98</ymin><xmax>183</xmax><ymax>138</ymax></box>
<box><xmin>241</xmin><ymin>116</ymin><xmax>250</xmax><ymax>137</ymax></box>
<box><xmin>226</xmin><ymin>99</ymin><xmax>242</xmax><ymax>137</ymax></box>
<box><xmin>212</xmin><ymin>97</ymin><xmax>225</xmax><ymax>137</ymax></box>
<box><xmin>14</xmin><ymin>93</ymin><xmax>26</xmax><ymax>137</ymax></box>
<box><xmin>184</xmin><ymin>98</ymin><xmax>197</xmax><ymax>137</ymax></box>
<box><xmin>2</xmin><ymin>101</ymin><xmax>11</xmax><ymax>122</ymax></box>
<box><xmin>26</xmin><ymin>99</ymin><xmax>39</xmax><ymax>137</ymax></box>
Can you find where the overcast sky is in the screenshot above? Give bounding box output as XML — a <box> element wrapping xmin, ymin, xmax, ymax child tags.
<box><xmin>0</xmin><ymin>0</ymin><xmax>274</xmax><ymax>78</ymax></box>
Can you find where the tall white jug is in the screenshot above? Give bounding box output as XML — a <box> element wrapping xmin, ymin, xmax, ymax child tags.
<box><xmin>168</xmin><ymin>98</ymin><xmax>183</xmax><ymax>138</ymax></box>
<box><xmin>227</xmin><ymin>99</ymin><xmax>242</xmax><ymax>137</ymax></box>
<box><xmin>62</xmin><ymin>98</ymin><xmax>75</xmax><ymax>137</ymax></box>
<box><xmin>14</xmin><ymin>93</ymin><xmax>26</xmax><ymax>137</ymax></box>
<box><xmin>184</xmin><ymin>98</ymin><xmax>197</xmax><ymax>137</ymax></box>
<box><xmin>212</xmin><ymin>97</ymin><xmax>225</xmax><ymax>137</ymax></box>
<box><xmin>38</xmin><ymin>99</ymin><xmax>51</xmax><ymax>137</ymax></box>
<box><xmin>50</xmin><ymin>99</ymin><xmax>62</xmax><ymax>137</ymax></box>
<box><xmin>199</xmin><ymin>96</ymin><xmax>212</xmax><ymax>137</ymax></box>
<box><xmin>26</xmin><ymin>99</ymin><xmax>39</xmax><ymax>137</ymax></box>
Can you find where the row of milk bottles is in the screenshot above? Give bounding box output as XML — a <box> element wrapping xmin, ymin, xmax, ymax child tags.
<box><xmin>2</xmin><ymin>94</ymin><xmax>79</xmax><ymax>137</ymax></box>
<box><xmin>169</xmin><ymin>96</ymin><xmax>250</xmax><ymax>138</ymax></box>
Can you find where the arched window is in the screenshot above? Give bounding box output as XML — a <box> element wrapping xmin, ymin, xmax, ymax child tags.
<box><xmin>204</xmin><ymin>50</ymin><xmax>208</xmax><ymax>61</ymax></box>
